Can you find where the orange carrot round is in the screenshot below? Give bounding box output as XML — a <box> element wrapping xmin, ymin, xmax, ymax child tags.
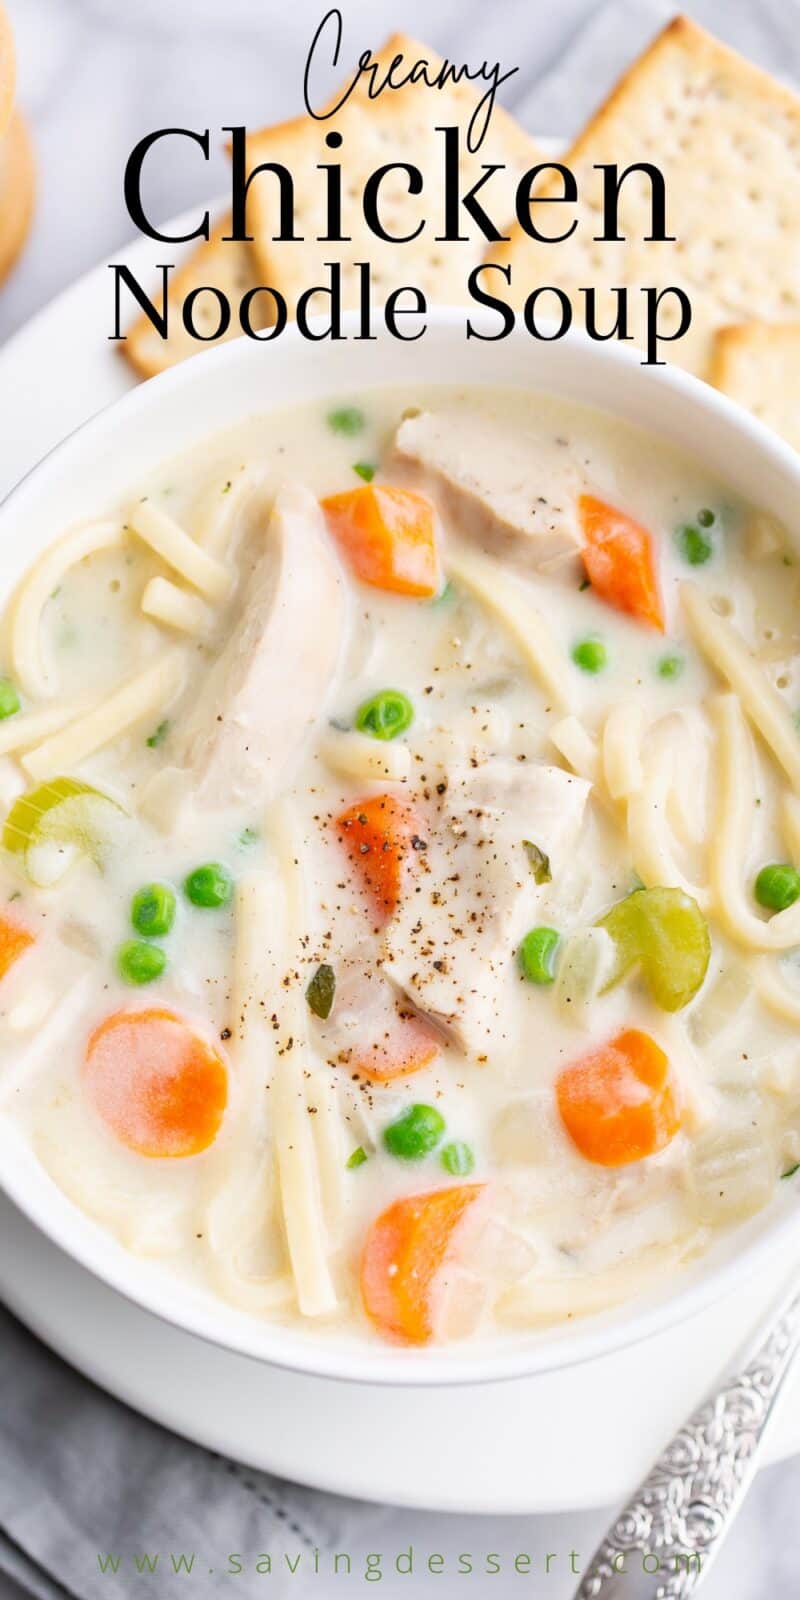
<box><xmin>335</xmin><ymin>793</ymin><xmax>419</xmax><ymax>923</ymax></box>
<box><xmin>322</xmin><ymin>484</ymin><xmax>439</xmax><ymax>598</ymax></box>
<box><xmin>361</xmin><ymin>1184</ymin><xmax>484</xmax><ymax>1344</ymax></box>
<box><xmin>0</xmin><ymin>911</ymin><xmax>34</xmax><ymax>981</ymax></box>
<box><xmin>556</xmin><ymin>1027</ymin><xmax>680</xmax><ymax>1166</ymax></box>
<box><xmin>349</xmin><ymin>1008</ymin><xmax>440</xmax><ymax>1082</ymax></box>
<box><xmin>84</xmin><ymin>1008</ymin><xmax>228</xmax><ymax>1159</ymax></box>
<box><xmin>579</xmin><ymin>494</ymin><xmax>664</xmax><ymax>631</ymax></box>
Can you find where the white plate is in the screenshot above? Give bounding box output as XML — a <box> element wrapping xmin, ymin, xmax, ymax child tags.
<box><xmin>1</xmin><ymin>212</ymin><xmax>800</xmax><ymax>1512</ymax></box>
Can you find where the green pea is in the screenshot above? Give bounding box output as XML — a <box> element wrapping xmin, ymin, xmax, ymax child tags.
<box><xmin>441</xmin><ymin>1140</ymin><xmax>475</xmax><ymax>1176</ymax></box>
<box><xmin>131</xmin><ymin>882</ymin><xmax>176</xmax><ymax>938</ymax></box>
<box><xmin>383</xmin><ymin>1103</ymin><xmax>445</xmax><ymax>1161</ymax></box>
<box><xmin>352</xmin><ymin>461</ymin><xmax>375</xmax><ymax>482</ymax></box>
<box><xmin>0</xmin><ymin>678</ymin><xmax>20</xmax><ymax>720</ymax></box>
<box><xmin>116</xmin><ymin>940</ymin><xmax>167</xmax><ymax>985</ymax></box>
<box><xmin>306</xmin><ymin>962</ymin><xmax>336</xmax><ymax>1019</ymax></box>
<box><xmin>697</xmin><ymin>508</ymin><xmax>716</xmax><ymax>528</ymax></box>
<box><xmin>355</xmin><ymin>689</ymin><xmax>413</xmax><ymax>741</ymax></box>
<box><xmin>754</xmin><ymin>863</ymin><xmax>800</xmax><ymax>913</ymax></box>
<box><xmin>184</xmin><ymin>863</ymin><xmax>234</xmax><ymax>909</ymax></box>
<box><xmin>327</xmin><ymin>406</ymin><xmax>365</xmax><ymax>436</ymax></box>
<box><xmin>517</xmin><ymin>926</ymin><xmax>560</xmax><ymax>984</ymax></box>
<box><xmin>658</xmin><ymin>652</ymin><xmax>684</xmax><ymax>680</ymax></box>
<box><xmin>571</xmin><ymin>638</ymin><xmax>607</xmax><ymax>674</ymax></box>
<box><xmin>676</xmin><ymin>523</ymin><xmax>713</xmax><ymax>565</ymax></box>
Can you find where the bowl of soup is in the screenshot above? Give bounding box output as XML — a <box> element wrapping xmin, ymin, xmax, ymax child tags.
<box><xmin>2</xmin><ymin>311</ymin><xmax>800</xmax><ymax>1385</ymax></box>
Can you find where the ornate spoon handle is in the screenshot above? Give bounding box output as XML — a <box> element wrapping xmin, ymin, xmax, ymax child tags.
<box><xmin>575</xmin><ymin>1277</ymin><xmax>800</xmax><ymax>1599</ymax></box>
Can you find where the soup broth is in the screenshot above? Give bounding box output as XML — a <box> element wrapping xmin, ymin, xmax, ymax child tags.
<box><xmin>2</xmin><ymin>383</ymin><xmax>800</xmax><ymax>1347</ymax></box>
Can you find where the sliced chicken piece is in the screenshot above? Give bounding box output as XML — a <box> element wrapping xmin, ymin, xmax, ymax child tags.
<box><xmin>393</xmin><ymin>408</ymin><xmax>584</xmax><ymax>573</ymax></box>
<box><xmin>177</xmin><ymin>484</ymin><xmax>347</xmax><ymax>811</ymax></box>
<box><xmin>382</xmin><ymin>758</ymin><xmax>590</xmax><ymax>1059</ymax></box>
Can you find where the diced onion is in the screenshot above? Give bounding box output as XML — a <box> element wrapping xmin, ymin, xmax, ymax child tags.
<box><xmin>687</xmin><ymin>1113</ymin><xmax>776</xmax><ymax>1224</ymax></box>
<box><xmin>553</xmin><ymin>926</ymin><xmax>616</xmax><ymax>1027</ymax></box>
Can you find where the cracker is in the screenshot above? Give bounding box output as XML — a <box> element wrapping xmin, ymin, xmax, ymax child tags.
<box><xmin>243</xmin><ymin>33</ymin><xmax>540</xmax><ymax>318</ymax></box>
<box><xmin>0</xmin><ymin>110</ymin><xmax>34</xmax><ymax>286</ymax></box>
<box><xmin>710</xmin><ymin>321</ymin><xmax>800</xmax><ymax>452</ymax></box>
<box><xmin>489</xmin><ymin>17</ymin><xmax>800</xmax><ymax>359</ymax></box>
<box><xmin>122</xmin><ymin>218</ymin><xmax>265</xmax><ymax>379</ymax></box>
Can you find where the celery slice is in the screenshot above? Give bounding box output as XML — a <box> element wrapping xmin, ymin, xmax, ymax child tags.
<box><xmin>597</xmin><ymin>885</ymin><xmax>710</xmax><ymax>1012</ymax></box>
<box><xmin>3</xmin><ymin>777</ymin><xmax>126</xmax><ymax>887</ymax></box>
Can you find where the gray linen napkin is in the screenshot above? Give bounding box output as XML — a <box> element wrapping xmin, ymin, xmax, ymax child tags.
<box><xmin>4</xmin><ymin>2</ymin><xmax>800</xmax><ymax>1596</ymax></box>
<box><xmin>0</xmin><ymin>1302</ymin><xmax>385</xmax><ymax>1600</ymax></box>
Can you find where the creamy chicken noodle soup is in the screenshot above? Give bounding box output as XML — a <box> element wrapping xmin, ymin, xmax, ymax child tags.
<box><xmin>2</xmin><ymin>385</ymin><xmax>800</xmax><ymax>1347</ymax></box>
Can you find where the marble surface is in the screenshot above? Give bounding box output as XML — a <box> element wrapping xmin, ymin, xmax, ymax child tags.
<box><xmin>2</xmin><ymin>0</ymin><xmax>800</xmax><ymax>1594</ymax></box>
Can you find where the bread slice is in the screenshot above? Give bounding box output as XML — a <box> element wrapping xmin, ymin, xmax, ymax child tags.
<box><xmin>488</xmin><ymin>16</ymin><xmax>800</xmax><ymax>370</ymax></box>
<box><xmin>710</xmin><ymin>322</ymin><xmax>800</xmax><ymax>453</ymax></box>
<box><xmin>242</xmin><ymin>33</ymin><xmax>540</xmax><ymax>318</ymax></box>
<box><xmin>0</xmin><ymin>2</ymin><xmax>15</xmax><ymax>142</ymax></box>
<box><xmin>122</xmin><ymin>218</ymin><xmax>265</xmax><ymax>379</ymax></box>
<box><xmin>0</xmin><ymin>110</ymin><xmax>34</xmax><ymax>285</ymax></box>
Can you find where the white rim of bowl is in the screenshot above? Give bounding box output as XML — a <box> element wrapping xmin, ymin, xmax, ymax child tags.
<box><xmin>2</xmin><ymin>306</ymin><xmax>800</xmax><ymax>1388</ymax></box>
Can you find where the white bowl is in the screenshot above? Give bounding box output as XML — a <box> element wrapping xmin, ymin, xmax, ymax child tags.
<box><xmin>2</xmin><ymin>309</ymin><xmax>800</xmax><ymax>1388</ymax></box>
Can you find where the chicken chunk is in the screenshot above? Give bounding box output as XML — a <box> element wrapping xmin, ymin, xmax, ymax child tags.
<box><xmin>382</xmin><ymin>758</ymin><xmax>590</xmax><ymax>1057</ymax></box>
<box><xmin>393</xmin><ymin>408</ymin><xmax>584</xmax><ymax>573</ymax></box>
<box><xmin>177</xmin><ymin>484</ymin><xmax>347</xmax><ymax>811</ymax></box>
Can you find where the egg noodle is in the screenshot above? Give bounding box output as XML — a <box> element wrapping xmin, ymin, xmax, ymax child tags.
<box><xmin>2</xmin><ymin>382</ymin><xmax>800</xmax><ymax>1348</ymax></box>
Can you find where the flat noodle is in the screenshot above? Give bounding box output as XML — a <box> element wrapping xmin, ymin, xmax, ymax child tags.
<box><xmin>781</xmin><ymin>793</ymin><xmax>800</xmax><ymax>863</ymax></box>
<box><xmin>10</xmin><ymin>519</ymin><xmax>123</xmax><ymax>699</ymax></box>
<box><xmin>681</xmin><ymin>581</ymin><xmax>800</xmax><ymax>792</ymax></box>
<box><xmin>201</xmin><ymin>869</ymin><xmax>295</xmax><ymax>1313</ymax></box>
<box><xmin>0</xmin><ymin>696</ymin><xmax>96</xmax><ymax>758</ymax></box>
<box><xmin>308</xmin><ymin>1068</ymin><xmax>345</xmax><ymax>1251</ymax></box>
<box><xmin>21</xmin><ymin>650</ymin><xmax>186</xmax><ymax>782</ymax></box>
<box><xmin>204</xmin><ymin>1146</ymin><xmax>295</xmax><ymax>1314</ymax></box>
<box><xmin>229</xmin><ymin>870</ymin><xmax>284</xmax><ymax>1083</ymax></box>
<box><xmin>602</xmin><ymin>702</ymin><xmax>645</xmax><ymax>800</ymax></box>
<box><xmin>711</xmin><ymin>694</ymin><xmax>800</xmax><ymax>950</ymax></box>
<box><xmin>141</xmin><ymin>576</ymin><xmax>214</xmax><ymax>638</ymax></box>
<box><xmin>549</xmin><ymin>715</ymin><xmax>600</xmax><ymax>785</ymax></box>
<box><xmin>756</xmin><ymin>957</ymin><xmax>800</xmax><ymax>1024</ymax></box>
<box><xmin>665</xmin><ymin>711</ymin><xmax>708</xmax><ymax>848</ymax></box>
<box><xmin>268</xmin><ymin>802</ymin><xmax>338</xmax><ymax>1318</ymax></box>
<box><xmin>626</xmin><ymin>735</ymin><xmax>712</xmax><ymax>912</ymax></box>
<box><xmin>446</xmin><ymin>542</ymin><xmax>573</xmax><ymax>711</ymax></box>
<box><xmin>319</xmin><ymin>728</ymin><xmax>411</xmax><ymax>784</ymax></box>
<box><xmin>128</xmin><ymin>500</ymin><xmax>233</xmax><ymax>603</ymax></box>
<box><xmin>194</xmin><ymin>466</ymin><xmax>270</xmax><ymax>559</ymax></box>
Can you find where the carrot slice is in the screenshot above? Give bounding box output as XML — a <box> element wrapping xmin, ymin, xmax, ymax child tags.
<box><xmin>556</xmin><ymin>1027</ymin><xmax>680</xmax><ymax>1167</ymax></box>
<box><xmin>361</xmin><ymin>1184</ymin><xmax>484</xmax><ymax>1344</ymax></box>
<box><xmin>84</xmin><ymin>1008</ymin><xmax>228</xmax><ymax>1159</ymax></box>
<box><xmin>335</xmin><ymin>794</ymin><xmax>419</xmax><ymax>923</ymax></box>
<box><xmin>0</xmin><ymin>911</ymin><xmax>34</xmax><ymax>981</ymax></box>
<box><xmin>349</xmin><ymin>1009</ymin><xmax>440</xmax><ymax>1082</ymax></box>
<box><xmin>579</xmin><ymin>494</ymin><xmax>664</xmax><ymax>631</ymax></box>
<box><xmin>321</xmin><ymin>485</ymin><xmax>439</xmax><ymax>598</ymax></box>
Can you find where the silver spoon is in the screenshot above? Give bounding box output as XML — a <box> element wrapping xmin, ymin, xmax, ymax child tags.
<box><xmin>574</xmin><ymin>1274</ymin><xmax>800</xmax><ymax>1598</ymax></box>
